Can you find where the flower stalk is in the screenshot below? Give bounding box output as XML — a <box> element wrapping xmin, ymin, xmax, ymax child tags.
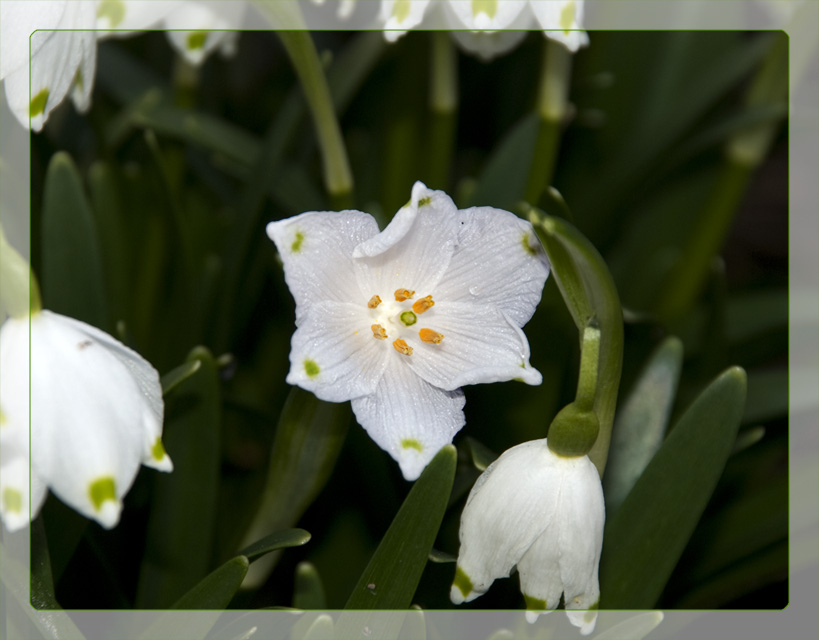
<box><xmin>426</xmin><ymin>31</ymin><xmax>458</xmax><ymax>189</ymax></box>
<box><xmin>525</xmin><ymin>38</ymin><xmax>573</xmax><ymax>205</ymax></box>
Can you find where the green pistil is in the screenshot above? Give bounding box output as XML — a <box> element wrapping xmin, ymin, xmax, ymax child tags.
<box><xmin>187</xmin><ymin>31</ymin><xmax>208</xmax><ymax>51</ymax></box>
<box><xmin>89</xmin><ymin>477</ymin><xmax>117</xmax><ymax>511</ymax></box>
<box><xmin>291</xmin><ymin>231</ymin><xmax>305</xmax><ymax>253</ymax></box>
<box><xmin>453</xmin><ymin>566</ymin><xmax>474</xmax><ymax>599</ymax></box>
<box><xmin>30</xmin><ymin>89</ymin><xmax>49</xmax><ymax>117</ymax></box>
<box><xmin>304</xmin><ymin>359</ymin><xmax>320</xmax><ymax>378</ymax></box>
<box><xmin>400</xmin><ymin>438</ymin><xmax>423</xmax><ymax>452</ymax></box>
<box><xmin>400</xmin><ymin>311</ymin><xmax>417</xmax><ymax>326</ymax></box>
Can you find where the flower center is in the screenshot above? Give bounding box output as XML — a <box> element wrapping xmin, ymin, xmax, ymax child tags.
<box><xmin>366</xmin><ymin>287</ymin><xmax>445</xmax><ymax>355</ymax></box>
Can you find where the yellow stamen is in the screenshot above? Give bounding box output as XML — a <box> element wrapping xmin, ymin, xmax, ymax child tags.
<box><xmin>372</xmin><ymin>324</ymin><xmax>388</xmax><ymax>340</ymax></box>
<box><xmin>368</xmin><ymin>294</ymin><xmax>382</xmax><ymax>309</ymax></box>
<box><xmin>412</xmin><ymin>295</ymin><xmax>435</xmax><ymax>314</ymax></box>
<box><xmin>419</xmin><ymin>328</ymin><xmax>444</xmax><ymax>344</ymax></box>
<box><xmin>394</xmin><ymin>288</ymin><xmax>415</xmax><ymax>302</ymax></box>
<box><xmin>393</xmin><ymin>339</ymin><xmax>413</xmax><ymax>355</ymax></box>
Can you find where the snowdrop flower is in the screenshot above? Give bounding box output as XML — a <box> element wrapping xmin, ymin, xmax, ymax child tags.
<box><xmin>267</xmin><ymin>181</ymin><xmax>549</xmax><ymax>480</ymax></box>
<box><xmin>451</xmin><ymin>438</ymin><xmax>604</xmax><ymax>635</ymax></box>
<box><xmin>0</xmin><ymin>311</ymin><xmax>172</xmax><ymax>531</ymax></box>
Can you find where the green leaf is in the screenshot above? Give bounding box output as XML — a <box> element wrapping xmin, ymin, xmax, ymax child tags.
<box><xmin>603</xmin><ymin>337</ymin><xmax>684</xmax><ymax>514</ymax></box>
<box><xmin>241</xmin><ymin>388</ymin><xmax>350</xmax><ymax>588</ymax></box>
<box><xmin>465</xmin><ymin>437</ymin><xmax>498</xmax><ymax>472</ymax></box>
<box><xmin>238</xmin><ymin>528</ymin><xmax>311</xmax><ymax>563</ymax></box>
<box><xmin>343</xmin><ymin>445</ymin><xmax>457</xmax><ymax>610</ymax></box>
<box><xmin>40</xmin><ymin>152</ymin><xmax>108</xmax><ymax>330</ymax></box>
<box><xmin>466</xmin><ymin>114</ymin><xmax>539</xmax><ymax>210</ymax></box>
<box><xmin>528</xmin><ymin>210</ymin><xmax>624</xmax><ymax>475</ymax></box>
<box><xmin>160</xmin><ymin>359</ymin><xmax>202</xmax><ymax>396</ymax></box>
<box><xmin>170</xmin><ymin>556</ymin><xmax>249</xmax><ymax>610</ymax></box>
<box><xmin>137</xmin><ymin>347</ymin><xmax>222</xmax><ymax>608</ymax></box>
<box><xmin>30</xmin><ymin>518</ymin><xmax>59</xmax><ymax>610</ymax></box>
<box><xmin>599</xmin><ymin>367</ymin><xmax>747</xmax><ymax>608</ymax></box>
<box><xmin>742</xmin><ymin>368</ymin><xmax>788</xmax><ymax>424</ymax></box>
<box><xmin>294</xmin><ymin>562</ymin><xmax>327</xmax><ymax>610</ymax></box>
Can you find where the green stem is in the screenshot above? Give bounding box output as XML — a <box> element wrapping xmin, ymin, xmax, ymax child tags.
<box><xmin>0</xmin><ymin>224</ymin><xmax>41</xmax><ymax>317</ymax></box>
<box><xmin>275</xmin><ymin>30</ymin><xmax>354</xmax><ymax>204</ymax></box>
<box><xmin>524</xmin><ymin>38</ymin><xmax>572</xmax><ymax>205</ymax></box>
<box><xmin>576</xmin><ymin>323</ymin><xmax>601</xmax><ymax>411</ymax></box>
<box><xmin>426</xmin><ymin>32</ymin><xmax>458</xmax><ymax>189</ymax></box>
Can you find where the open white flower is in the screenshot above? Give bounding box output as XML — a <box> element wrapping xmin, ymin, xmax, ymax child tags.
<box><xmin>267</xmin><ymin>181</ymin><xmax>549</xmax><ymax>480</ymax></box>
<box><xmin>0</xmin><ymin>310</ymin><xmax>172</xmax><ymax>531</ymax></box>
<box><xmin>529</xmin><ymin>0</ymin><xmax>589</xmax><ymax>52</ymax></box>
<box><xmin>451</xmin><ymin>438</ymin><xmax>603</xmax><ymax>635</ymax></box>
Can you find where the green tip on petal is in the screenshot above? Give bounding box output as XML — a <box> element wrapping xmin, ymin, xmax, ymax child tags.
<box><xmin>521</xmin><ymin>233</ymin><xmax>538</xmax><ymax>256</ymax></box>
<box><xmin>89</xmin><ymin>476</ymin><xmax>117</xmax><ymax>511</ymax></box>
<box><xmin>2</xmin><ymin>488</ymin><xmax>23</xmax><ymax>514</ymax></box>
<box><xmin>304</xmin><ymin>359</ymin><xmax>320</xmax><ymax>378</ymax></box>
<box><xmin>151</xmin><ymin>437</ymin><xmax>167</xmax><ymax>462</ymax></box>
<box><xmin>400</xmin><ymin>438</ymin><xmax>423</xmax><ymax>452</ymax></box>
<box><xmin>291</xmin><ymin>231</ymin><xmax>305</xmax><ymax>253</ymax></box>
<box><xmin>30</xmin><ymin>89</ymin><xmax>49</xmax><ymax>117</ymax></box>
<box><xmin>472</xmin><ymin>0</ymin><xmax>498</xmax><ymax>19</ymax></box>
<box><xmin>97</xmin><ymin>0</ymin><xmax>126</xmax><ymax>27</ymax></box>
<box><xmin>524</xmin><ymin>593</ymin><xmax>547</xmax><ymax>610</ymax></box>
<box><xmin>417</xmin><ymin>196</ymin><xmax>432</xmax><ymax>207</ymax></box>
<box><xmin>560</xmin><ymin>1</ymin><xmax>577</xmax><ymax>33</ymax></box>
<box><xmin>453</xmin><ymin>566</ymin><xmax>474</xmax><ymax>599</ymax></box>
<box><xmin>187</xmin><ymin>31</ymin><xmax>208</xmax><ymax>51</ymax></box>
<box><xmin>393</xmin><ymin>0</ymin><xmax>411</xmax><ymax>23</ymax></box>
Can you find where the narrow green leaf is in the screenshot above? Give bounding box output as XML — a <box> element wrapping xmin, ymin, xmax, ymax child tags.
<box><xmin>41</xmin><ymin>152</ymin><xmax>108</xmax><ymax>329</ymax></box>
<box><xmin>294</xmin><ymin>562</ymin><xmax>327</xmax><ymax>610</ymax></box>
<box><xmin>238</xmin><ymin>528</ymin><xmax>311</xmax><ymax>563</ymax></box>
<box><xmin>743</xmin><ymin>368</ymin><xmax>788</xmax><ymax>424</ymax></box>
<box><xmin>241</xmin><ymin>388</ymin><xmax>350</xmax><ymax>588</ymax></box>
<box><xmin>528</xmin><ymin>210</ymin><xmax>624</xmax><ymax>475</ymax></box>
<box><xmin>160</xmin><ymin>359</ymin><xmax>202</xmax><ymax>396</ymax></box>
<box><xmin>603</xmin><ymin>337</ymin><xmax>684</xmax><ymax>514</ymax></box>
<box><xmin>465</xmin><ymin>437</ymin><xmax>498</xmax><ymax>472</ymax></box>
<box><xmin>466</xmin><ymin>114</ymin><xmax>538</xmax><ymax>210</ymax></box>
<box><xmin>343</xmin><ymin>445</ymin><xmax>457</xmax><ymax>610</ymax></box>
<box><xmin>137</xmin><ymin>347</ymin><xmax>222</xmax><ymax>608</ymax></box>
<box><xmin>170</xmin><ymin>556</ymin><xmax>249</xmax><ymax>610</ymax></box>
<box><xmin>599</xmin><ymin>367</ymin><xmax>747</xmax><ymax>608</ymax></box>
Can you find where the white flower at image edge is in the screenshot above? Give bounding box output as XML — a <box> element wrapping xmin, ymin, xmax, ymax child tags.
<box><xmin>451</xmin><ymin>438</ymin><xmax>604</xmax><ymax>635</ymax></box>
<box><xmin>267</xmin><ymin>181</ymin><xmax>550</xmax><ymax>480</ymax></box>
<box><xmin>0</xmin><ymin>310</ymin><xmax>172</xmax><ymax>532</ymax></box>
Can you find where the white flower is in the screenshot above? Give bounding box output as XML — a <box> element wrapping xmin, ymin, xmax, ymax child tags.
<box><xmin>0</xmin><ymin>310</ymin><xmax>172</xmax><ymax>531</ymax></box>
<box><xmin>451</xmin><ymin>437</ymin><xmax>604</xmax><ymax>635</ymax></box>
<box><xmin>379</xmin><ymin>1</ymin><xmax>589</xmax><ymax>60</ymax></box>
<box><xmin>266</xmin><ymin>181</ymin><xmax>549</xmax><ymax>480</ymax></box>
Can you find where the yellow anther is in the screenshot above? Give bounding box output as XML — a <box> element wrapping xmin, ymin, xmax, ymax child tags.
<box><xmin>394</xmin><ymin>288</ymin><xmax>415</xmax><ymax>302</ymax></box>
<box><xmin>393</xmin><ymin>339</ymin><xmax>413</xmax><ymax>355</ymax></box>
<box><xmin>368</xmin><ymin>295</ymin><xmax>382</xmax><ymax>309</ymax></box>
<box><xmin>412</xmin><ymin>295</ymin><xmax>435</xmax><ymax>314</ymax></box>
<box><xmin>419</xmin><ymin>328</ymin><xmax>444</xmax><ymax>344</ymax></box>
<box><xmin>371</xmin><ymin>324</ymin><xmax>388</xmax><ymax>340</ymax></box>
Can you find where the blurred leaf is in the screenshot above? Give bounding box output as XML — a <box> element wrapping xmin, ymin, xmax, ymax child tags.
<box><xmin>600</xmin><ymin>367</ymin><xmax>747</xmax><ymax>608</ymax></box>
<box><xmin>40</xmin><ymin>152</ymin><xmax>108</xmax><ymax>330</ymax></box>
<box><xmin>743</xmin><ymin>368</ymin><xmax>787</xmax><ymax>424</ymax></box>
<box><xmin>170</xmin><ymin>556</ymin><xmax>249</xmax><ymax>610</ymax></box>
<box><xmin>465</xmin><ymin>437</ymin><xmax>498</xmax><ymax>472</ymax></box>
<box><xmin>603</xmin><ymin>336</ymin><xmax>684</xmax><ymax>514</ymax></box>
<box><xmin>294</xmin><ymin>562</ymin><xmax>327</xmax><ymax>610</ymax></box>
<box><xmin>732</xmin><ymin>426</ymin><xmax>765</xmax><ymax>455</ymax></box>
<box><xmin>238</xmin><ymin>528</ymin><xmax>311</xmax><ymax>563</ymax></box>
<box><xmin>137</xmin><ymin>347</ymin><xmax>222</xmax><ymax>608</ymax></box>
<box><xmin>30</xmin><ymin>518</ymin><xmax>59</xmax><ymax>610</ymax></box>
<box><xmin>241</xmin><ymin>388</ymin><xmax>350</xmax><ymax>588</ymax></box>
<box><xmin>160</xmin><ymin>359</ymin><xmax>202</xmax><ymax>396</ymax></box>
<box><xmin>343</xmin><ymin>445</ymin><xmax>457</xmax><ymax>610</ymax></box>
<box><xmin>466</xmin><ymin>114</ymin><xmax>538</xmax><ymax>210</ymax></box>
<box><xmin>302</xmin><ymin>614</ymin><xmax>335</xmax><ymax>640</ymax></box>
<box><xmin>528</xmin><ymin>210</ymin><xmax>624</xmax><ymax>475</ymax></box>
<box><xmin>428</xmin><ymin>549</ymin><xmax>456</xmax><ymax>564</ymax></box>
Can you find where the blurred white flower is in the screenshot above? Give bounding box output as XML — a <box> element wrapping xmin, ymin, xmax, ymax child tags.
<box><xmin>0</xmin><ymin>310</ymin><xmax>172</xmax><ymax>531</ymax></box>
<box><xmin>0</xmin><ymin>0</ymin><xmax>248</xmax><ymax>131</ymax></box>
<box><xmin>379</xmin><ymin>0</ymin><xmax>589</xmax><ymax>60</ymax></box>
<box><xmin>267</xmin><ymin>181</ymin><xmax>549</xmax><ymax>480</ymax></box>
<box><xmin>451</xmin><ymin>438</ymin><xmax>603</xmax><ymax>635</ymax></box>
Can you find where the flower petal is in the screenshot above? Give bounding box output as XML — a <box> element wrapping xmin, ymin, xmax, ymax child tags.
<box><xmin>350</xmin><ymin>364</ymin><xmax>465</xmax><ymax>481</ymax></box>
<box><xmin>163</xmin><ymin>1</ymin><xmax>247</xmax><ymax>66</ymax></box>
<box><xmin>435</xmin><ymin>206</ymin><xmax>550</xmax><ymax>327</ymax></box>
<box><xmin>353</xmin><ymin>181</ymin><xmax>459</xmax><ymax>295</ymax></box>
<box><xmin>267</xmin><ymin>210</ymin><xmax>380</xmax><ymax>321</ymax></box>
<box><xmin>286</xmin><ymin>301</ymin><xmax>390</xmax><ymax>403</ymax></box>
<box><xmin>406</xmin><ymin>302</ymin><xmax>542</xmax><ymax>390</ymax></box>
<box><xmin>380</xmin><ymin>0</ymin><xmax>431</xmax><ymax>42</ymax></box>
<box><xmin>0</xmin><ymin>454</ymin><xmax>47</xmax><ymax>532</ymax></box>
<box><xmin>530</xmin><ymin>0</ymin><xmax>590</xmax><ymax>52</ymax></box>
<box><xmin>0</xmin><ymin>0</ymin><xmax>66</xmax><ymax>80</ymax></box>
<box><xmin>51</xmin><ymin>313</ymin><xmax>171</xmax><ymax>472</ymax></box>
<box><xmin>451</xmin><ymin>439</ymin><xmax>562</xmax><ymax>603</ymax></box>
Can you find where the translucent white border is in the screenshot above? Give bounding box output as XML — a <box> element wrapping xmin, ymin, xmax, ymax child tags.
<box><xmin>1</xmin><ymin>1</ymin><xmax>816</xmax><ymax>638</ymax></box>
